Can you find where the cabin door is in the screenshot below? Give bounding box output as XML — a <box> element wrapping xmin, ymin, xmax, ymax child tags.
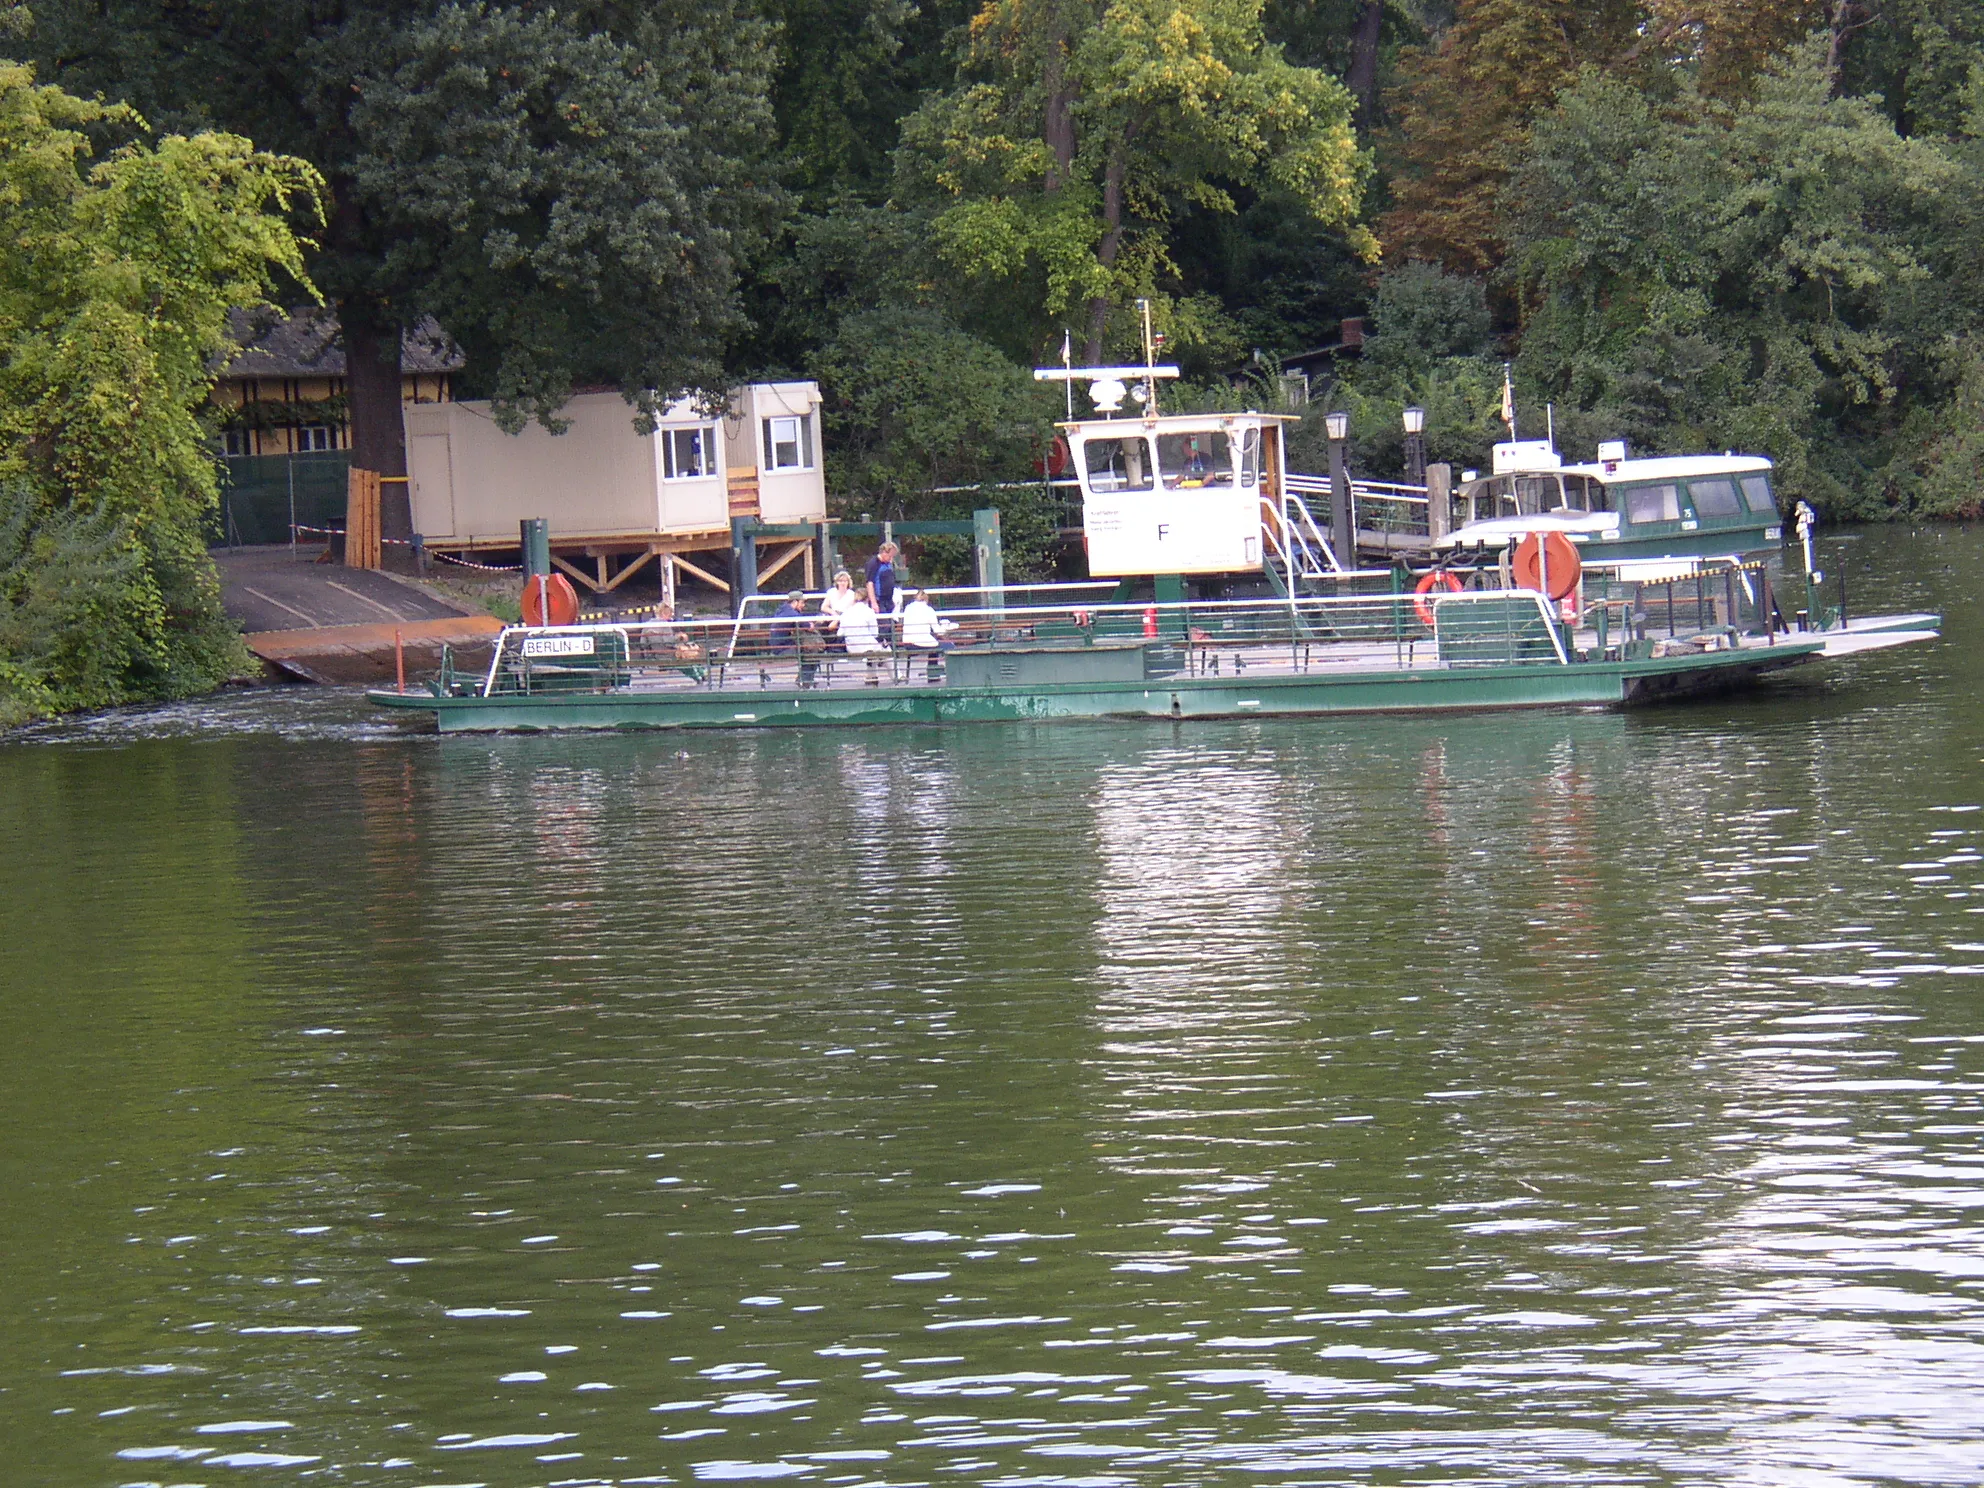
<box><xmin>410</xmin><ymin>432</ymin><xmax>455</xmax><ymax>540</ymax></box>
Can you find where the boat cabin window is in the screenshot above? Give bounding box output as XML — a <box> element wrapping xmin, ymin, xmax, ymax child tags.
<box><xmin>1740</xmin><ymin>474</ymin><xmax>1777</xmax><ymax>515</ymax></box>
<box><xmin>1562</xmin><ymin>474</ymin><xmax>1607</xmax><ymax>512</ymax></box>
<box><xmin>1687</xmin><ymin>476</ymin><xmax>1742</xmax><ymax>518</ymax></box>
<box><xmin>1157</xmin><ymin>430</ymin><xmax>1234</xmax><ymax>488</ymax></box>
<box><xmin>1084</xmin><ymin>436</ymin><xmax>1154</xmax><ymax>492</ymax></box>
<box><xmin>1621</xmin><ymin>482</ymin><xmax>1681</xmax><ymax>524</ymax></box>
<box><xmin>1241</xmin><ymin>428</ymin><xmax>1260</xmax><ymax>488</ymax></box>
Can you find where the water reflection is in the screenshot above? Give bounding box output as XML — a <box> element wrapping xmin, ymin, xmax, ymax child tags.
<box><xmin>2</xmin><ymin>526</ymin><xmax>1982</xmax><ymax>1484</ymax></box>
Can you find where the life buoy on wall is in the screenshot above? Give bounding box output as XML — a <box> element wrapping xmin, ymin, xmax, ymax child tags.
<box><xmin>1512</xmin><ymin>531</ymin><xmax>1582</xmax><ymax>601</ymax></box>
<box><xmin>522</xmin><ymin>571</ymin><xmax>581</xmax><ymax>627</ymax></box>
<box><xmin>1413</xmin><ymin>569</ymin><xmax>1464</xmax><ymax>627</ymax></box>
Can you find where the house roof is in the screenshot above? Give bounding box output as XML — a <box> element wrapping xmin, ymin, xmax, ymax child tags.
<box><xmin>218</xmin><ymin>307</ymin><xmax>464</xmax><ymax>378</ymax></box>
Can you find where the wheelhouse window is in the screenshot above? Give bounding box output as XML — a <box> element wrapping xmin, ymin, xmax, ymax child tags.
<box><xmin>1241</xmin><ymin>427</ymin><xmax>1260</xmax><ymax>488</ymax></box>
<box><xmin>1083</xmin><ymin>436</ymin><xmax>1153</xmax><ymax>492</ymax></box>
<box><xmin>762</xmin><ymin>415</ymin><xmax>813</xmax><ymax>471</ymax></box>
<box><xmin>663</xmin><ymin>425</ymin><xmax>715</xmax><ymax>480</ymax></box>
<box><xmin>1514</xmin><ymin>474</ymin><xmax>1564</xmax><ymax>513</ymax></box>
<box><xmin>1740</xmin><ymin>474</ymin><xmax>1778</xmax><ymax>515</ymax></box>
<box><xmin>1157</xmin><ymin>431</ymin><xmax>1234</xmax><ymax>488</ymax></box>
<box><xmin>1622</xmin><ymin>482</ymin><xmax>1681</xmax><ymax>523</ymax></box>
<box><xmin>1562</xmin><ymin>474</ymin><xmax>1606</xmax><ymax>511</ymax></box>
<box><xmin>1686</xmin><ymin>477</ymin><xmax>1742</xmax><ymax>517</ymax></box>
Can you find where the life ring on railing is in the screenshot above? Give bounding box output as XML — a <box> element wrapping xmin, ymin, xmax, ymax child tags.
<box><xmin>521</xmin><ymin>571</ymin><xmax>580</xmax><ymax>627</ymax></box>
<box><xmin>1512</xmin><ymin>531</ymin><xmax>1582</xmax><ymax>601</ymax></box>
<box><xmin>1413</xmin><ymin>569</ymin><xmax>1464</xmax><ymax>627</ymax></box>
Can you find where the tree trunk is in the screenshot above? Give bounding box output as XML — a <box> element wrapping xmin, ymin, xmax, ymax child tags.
<box><xmin>1825</xmin><ymin>0</ymin><xmax>1864</xmax><ymax>92</ymax></box>
<box><xmin>1081</xmin><ymin>146</ymin><xmax>1130</xmax><ymax>364</ymax></box>
<box><xmin>341</xmin><ymin>305</ymin><xmax>414</xmax><ymax>570</ymax></box>
<box><xmin>1346</xmin><ymin>0</ymin><xmax>1384</xmax><ymax>126</ymax></box>
<box><xmin>1042</xmin><ymin>44</ymin><xmax>1076</xmax><ymax>191</ymax></box>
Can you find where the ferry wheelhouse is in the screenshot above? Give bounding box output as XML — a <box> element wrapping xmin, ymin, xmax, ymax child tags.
<box><xmin>1438</xmin><ymin>440</ymin><xmax>1783</xmax><ymax>564</ymax></box>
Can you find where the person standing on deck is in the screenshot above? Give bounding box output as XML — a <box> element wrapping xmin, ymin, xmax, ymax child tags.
<box><xmin>864</xmin><ymin>542</ymin><xmax>900</xmax><ymax>644</ymax></box>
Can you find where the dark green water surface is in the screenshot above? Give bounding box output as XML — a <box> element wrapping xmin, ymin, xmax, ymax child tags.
<box><xmin>3</xmin><ymin>528</ymin><xmax>1981</xmax><ymax>1486</ymax></box>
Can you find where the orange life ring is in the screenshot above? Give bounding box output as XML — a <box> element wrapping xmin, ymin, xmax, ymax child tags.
<box><xmin>1413</xmin><ymin>569</ymin><xmax>1464</xmax><ymax>627</ymax></box>
<box><xmin>1512</xmin><ymin>531</ymin><xmax>1582</xmax><ymax>601</ymax></box>
<box><xmin>521</xmin><ymin>571</ymin><xmax>581</xmax><ymax>627</ymax></box>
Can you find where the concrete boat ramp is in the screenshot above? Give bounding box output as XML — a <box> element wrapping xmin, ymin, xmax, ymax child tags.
<box><xmin>215</xmin><ymin>546</ymin><xmax>503</xmax><ymax>685</ymax></box>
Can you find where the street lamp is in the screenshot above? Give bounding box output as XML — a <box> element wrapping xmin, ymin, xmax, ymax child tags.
<box><xmin>1324</xmin><ymin>411</ymin><xmax>1353</xmax><ymax>569</ymax></box>
<box><xmin>1402</xmin><ymin>405</ymin><xmax>1427</xmax><ymax>485</ymax></box>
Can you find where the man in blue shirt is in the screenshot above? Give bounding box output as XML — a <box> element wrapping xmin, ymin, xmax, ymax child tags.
<box><xmin>864</xmin><ymin>541</ymin><xmax>900</xmax><ymax>644</ymax></box>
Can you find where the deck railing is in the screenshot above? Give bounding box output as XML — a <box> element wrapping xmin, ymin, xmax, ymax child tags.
<box><xmin>1287</xmin><ymin>474</ymin><xmax>1435</xmax><ymax>542</ymax></box>
<box><xmin>458</xmin><ymin>588</ymin><xmax>1573</xmax><ymax>699</ymax></box>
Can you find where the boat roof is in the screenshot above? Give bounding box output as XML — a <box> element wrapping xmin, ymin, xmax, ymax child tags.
<box><xmin>1564</xmin><ymin>454</ymin><xmax>1772</xmax><ymax>482</ymax></box>
<box><xmin>1056</xmin><ymin>410</ymin><xmax>1297</xmax><ymax>435</ymax></box>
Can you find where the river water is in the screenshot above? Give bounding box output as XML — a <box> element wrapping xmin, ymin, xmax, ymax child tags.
<box><xmin>2</xmin><ymin>526</ymin><xmax>1980</xmax><ymax>1487</ymax></box>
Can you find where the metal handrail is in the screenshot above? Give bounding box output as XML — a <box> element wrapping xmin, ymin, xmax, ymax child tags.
<box><xmin>1281</xmin><ymin>490</ymin><xmax>1343</xmax><ymax>574</ymax></box>
<box><xmin>478</xmin><ymin>588</ymin><xmax>1573</xmax><ymax>695</ymax></box>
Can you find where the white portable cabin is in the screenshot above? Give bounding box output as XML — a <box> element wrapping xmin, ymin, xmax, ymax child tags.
<box><xmin>405</xmin><ymin>384</ymin><xmax>826</xmax><ymax>548</ymax></box>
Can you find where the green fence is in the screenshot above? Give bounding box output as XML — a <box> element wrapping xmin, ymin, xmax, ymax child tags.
<box><xmin>211</xmin><ymin>452</ymin><xmax>350</xmax><ymax>547</ymax></box>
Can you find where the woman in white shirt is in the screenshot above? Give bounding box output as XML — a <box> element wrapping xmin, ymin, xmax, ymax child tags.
<box><xmin>817</xmin><ymin>569</ymin><xmax>859</xmax><ymax>651</ymax></box>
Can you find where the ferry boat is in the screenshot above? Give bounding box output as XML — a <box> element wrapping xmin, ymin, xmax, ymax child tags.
<box><xmin>368</xmin><ymin>348</ymin><xmax>1936</xmax><ymax>733</ymax></box>
<box><xmin>1437</xmin><ymin>439</ymin><xmax>1783</xmax><ymax>564</ymax></box>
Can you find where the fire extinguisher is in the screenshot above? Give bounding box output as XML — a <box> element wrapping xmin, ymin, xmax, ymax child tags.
<box><xmin>1143</xmin><ymin>606</ymin><xmax>1158</xmax><ymax>638</ymax></box>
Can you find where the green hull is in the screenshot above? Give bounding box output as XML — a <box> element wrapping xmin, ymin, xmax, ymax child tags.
<box><xmin>370</xmin><ymin>641</ymin><xmax>1825</xmax><ymax>733</ymax></box>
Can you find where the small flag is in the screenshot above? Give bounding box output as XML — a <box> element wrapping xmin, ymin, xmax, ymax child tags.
<box><xmin>1500</xmin><ymin>370</ymin><xmax>1515</xmax><ymax>429</ymax></box>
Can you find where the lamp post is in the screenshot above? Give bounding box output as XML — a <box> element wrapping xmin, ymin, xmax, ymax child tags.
<box><xmin>1325</xmin><ymin>410</ymin><xmax>1354</xmax><ymax>570</ymax></box>
<box><xmin>1402</xmin><ymin>405</ymin><xmax>1427</xmax><ymax>486</ymax></box>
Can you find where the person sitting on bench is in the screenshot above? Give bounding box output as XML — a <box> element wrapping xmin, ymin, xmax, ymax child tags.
<box><xmin>839</xmin><ymin>594</ymin><xmax>886</xmax><ymax>684</ymax></box>
<box><xmin>900</xmin><ymin>589</ymin><xmax>957</xmax><ymax>681</ymax></box>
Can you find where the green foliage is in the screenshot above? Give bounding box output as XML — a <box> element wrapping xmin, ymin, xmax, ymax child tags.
<box><xmin>0</xmin><ymin>62</ymin><xmax>320</xmax><ymax>723</ymax></box>
<box><xmin>345</xmin><ymin>2</ymin><xmax>780</xmax><ymax>431</ymax></box>
<box><xmin>1505</xmin><ymin>45</ymin><xmax>1966</xmax><ymax>515</ymax></box>
<box><xmin>1293</xmin><ymin>355</ymin><xmax>1508</xmax><ymax>476</ymax></box>
<box><xmin>1361</xmin><ymin>261</ymin><xmax>1493</xmax><ymax>368</ymax></box>
<box><xmin>811</xmin><ymin>305</ymin><xmax>1061</xmax><ymax>507</ymax></box>
<box><xmin>895</xmin><ymin>0</ymin><xmax>1370</xmax><ymax>360</ymax></box>
<box><xmin>23</xmin><ymin>0</ymin><xmax>780</xmax><ymax>451</ymax></box>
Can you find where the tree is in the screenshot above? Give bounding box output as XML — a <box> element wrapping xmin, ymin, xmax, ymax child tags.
<box><xmin>810</xmin><ymin>304</ymin><xmax>1058</xmax><ymax>508</ymax></box>
<box><xmin>895</xmin><ymin>0</ymin><xmax>1370</xmax><ymax>363</ymax></box>
<box><xmin>0</xmin><ymin>63</ymin><xmax>321</xmax><ymax>721</ymax></box>
<box><xmin>1380</xmin><ymin>0</ymin><xmax>1641</xmax><ymax>275</ymax></box>
<box><xmin>1506</xmin><ymin>45</ymin><xmax>1960</xmax><ymax>511</ymax></box>
<box><xmin>22</xmin><ymin>0</ymin><xmax>778</xmax><ymax>533</ymax></box>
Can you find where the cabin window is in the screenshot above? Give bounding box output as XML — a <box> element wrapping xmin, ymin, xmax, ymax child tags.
<box><xmin>1241</xmin><ymin>428</ymin><xmax>1260</xmax><ymax>488</ymax></box>
<box><xmin>1083</xmin><ymin>436</ymin><xmax>1153</xmax><ymax>492</ymax></box>
<box><xmin>221</xmin><ymin>428</ymin><xmax>248</xmax><ymax>457</ymax></box>
<box><xmin>1622</xmin><ymin>482</ymin><xmax>1681</xmax><ymax>523</ymax></box>
<box><xmin>1514</xmin><ymin>475</ymin><xmax>1563</xmax><ymax>513</ymax></box>
<box><xmin>1687</xmin><ymin>477</ymin><xmax>1742</xmax><ymax>517</ymax></box>
<box><xmin>663</xmin><ymin>425</ymin><xmax>716</xmax><ymax>480</ymax></box>
<box><xmin>1563</xmin><ymin>474</ymin><xmax>1606</xmax><ymax>511</ymax></box>
<box><xmin>298</xmin><ymin>424</ymin><xmax>334</xmax><ymax>452</ymax></box>
<box><xmin>763</xmin><ymin>415</ymin><xmax>813</xmax><ymax>471</ymax></box>
<box><xmin>1740</xmin><ymin>474</ymin><xmax>1778</xmax><ymax>515</ymax></box>
<box><xmin>1157</xmin><ymin>431</ymin><xmax>1234</xmax><ymax>488</ymax></box>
